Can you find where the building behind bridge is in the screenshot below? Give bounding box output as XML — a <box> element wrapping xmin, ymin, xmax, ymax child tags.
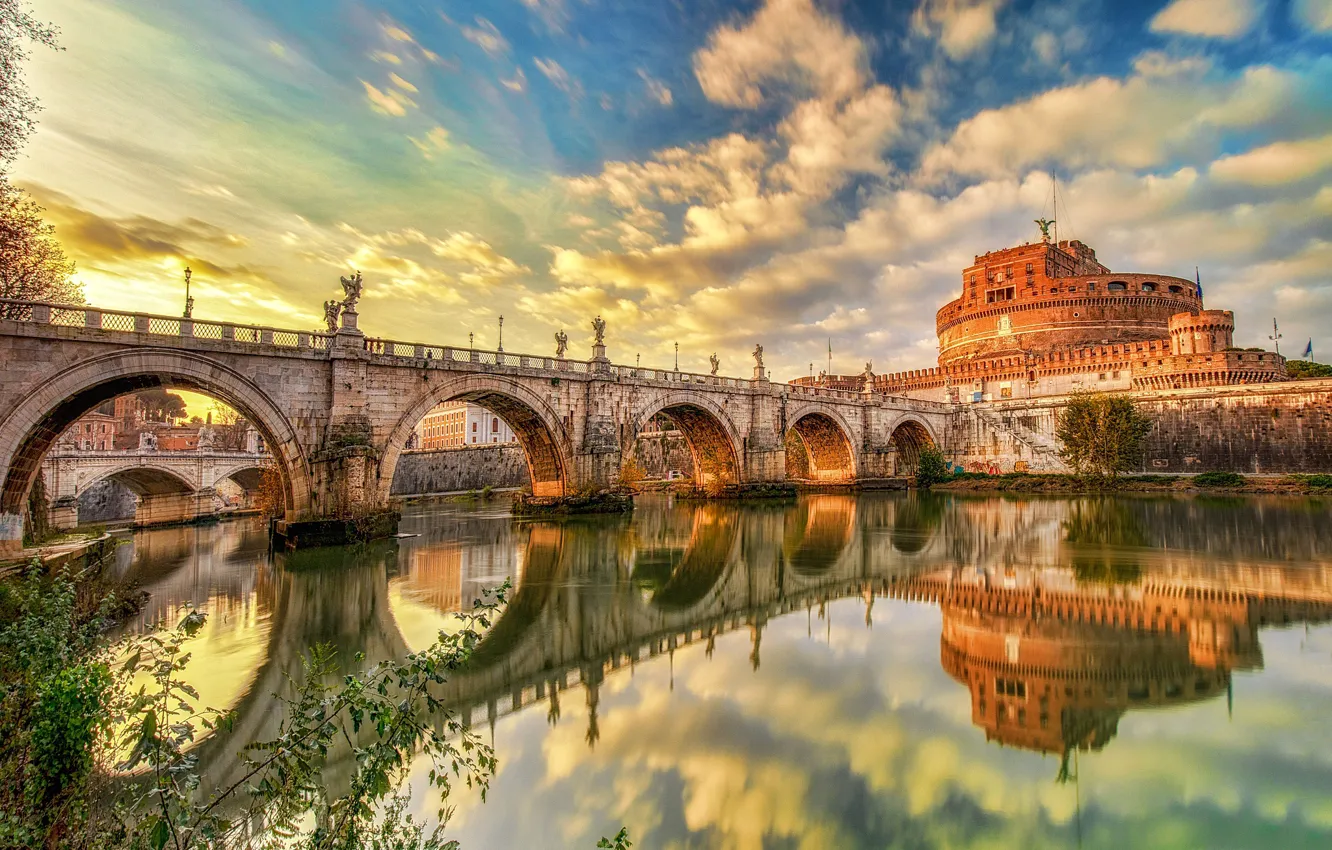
<box><xmin>794</xmin><ymin>230</ymin><xmax>1289</xmax><ymax>402</ymax></box>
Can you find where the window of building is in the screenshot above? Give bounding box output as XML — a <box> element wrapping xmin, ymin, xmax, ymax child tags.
<box><xmin>1025</xmin><ymin>263</ymin><xmax>1033</xmax><ymax>274</ymax></box>
<box><xmin>1141</xmin><ymin>282</ymin><xmax>1156</xmax><ymax>292</ymax></box>
<box><xmin>491</xmin><ymin>419</ymin><xmax>499</xmax><ymax>433</ymax></box>
<box><xmin>995</xmin><ymin>678</ymin><xmax>1026</xmax><ymax>699</ymax></box>
<box><xmin>1107</xmin><ymin>281</ymin><xmax>1128</xmax><ymax>291</ymax></box>
<box><xmin>472</xmin><ymin>422</ymin><xmax>477</xmax><ymax>432</ymax></box>
<box><xmin>1098</xmin><ymin>373</ymin><xmax>1107</xmax><ymax>381</ymax></box>
<box><xmin>1169</xmin><ymin>284</ymin><xmax>1182</xmax><ymax>293</ymax></box>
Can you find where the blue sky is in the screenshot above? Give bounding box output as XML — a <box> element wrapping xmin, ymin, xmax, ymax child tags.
<box><xmin>15</xmin><ymin>0</ymin><xmax>1332</xmax><ymax>377</ymax></box>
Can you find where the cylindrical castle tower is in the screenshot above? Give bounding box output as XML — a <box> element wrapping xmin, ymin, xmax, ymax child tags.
<box><xmin>1169</xmin><ymin>310</ymin><xmax>1234</xmax><ymax>356</ymax></box>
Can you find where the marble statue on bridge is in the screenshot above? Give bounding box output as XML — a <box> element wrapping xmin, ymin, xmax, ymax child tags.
<box><xmin>339</xmin><ymin>271</ymin><xmax>363</xmax><ymax>311</ymax></box>
<box><xmin>591</xmin><ymin>315</ymin><xmax>606</xmax><ymax>346</ymax></box>
<box><xmin>322</xmin><ymin>300</ymin><xmax>341</xmax><ymax>333</ymax></box>
<box><xmin>710</xmin><ymin>353</ymin><xmax>720</xmax><ymax>375</ymax></box>
<box><xmin>555</xmin><ymin>330</ymin><xmax>568</xmax><ymax>359</ymax></box>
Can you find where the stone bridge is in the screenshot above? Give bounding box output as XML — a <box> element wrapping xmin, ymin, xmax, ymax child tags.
<box><xmin>0</xmin><ymin>298</ymin><xmax>950</xmax><ymax>552</ymax></box>
<box><xmin>40</xmin><ymin>449</ymin><xmax>270</xmax><ymax>528</ymax></box>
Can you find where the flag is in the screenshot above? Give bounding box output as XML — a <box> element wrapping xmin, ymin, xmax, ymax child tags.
<box><xmin>1305</xmin><ymin>338</ymin><xmax>1314</xmax><ymax>360</ymax></box>
<box><xmin>1195</xmin><ymin>266</ymin><xmax>1203</xmax><ymax>299</ymax></box>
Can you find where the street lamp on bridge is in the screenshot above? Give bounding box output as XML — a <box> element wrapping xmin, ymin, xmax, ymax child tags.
<box><xmin>182</xmin><ymin>267</ymin><xmax>194</xmax><ymax>319</ymax></box>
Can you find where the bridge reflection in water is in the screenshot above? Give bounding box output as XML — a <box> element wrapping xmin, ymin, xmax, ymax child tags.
<box><xmin>111</xmin><ymin>493</ymin><xmax>1332</xmax><ymax>837</ymax></box>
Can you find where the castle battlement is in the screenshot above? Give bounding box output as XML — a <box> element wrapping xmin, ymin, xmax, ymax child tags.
<box><xmin>792</xmin><ymin>230</ymin><xmax>1285</xmax><ymax>403</ymax></box>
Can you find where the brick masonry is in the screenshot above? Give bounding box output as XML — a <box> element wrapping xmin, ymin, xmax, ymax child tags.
<box><xmin>949</xmin><ymin>379</ymin><xmax>1332</xmax><ymax>474</ymax></box>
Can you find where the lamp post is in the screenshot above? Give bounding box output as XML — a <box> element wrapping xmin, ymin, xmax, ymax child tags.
<box><xmin>469</xmin><ymin>331</ymin><xmax>474</xmax><ymax>349</ymax></box>
<box><xmin>182</xmin><ymin>267</ymin><xmax>194</xmax><ymax>319</ymax></box>
<box><xmin>674</xmin><ymin>341</ymin><xmax>679</xmax><ymax>371</ymax></box>
<box><xmin>1270</xmin><ymin>318</ymin><xmax>1282</xmax><ymax>356</ymax></box>
<box><xmin>497</xmin><ymin>315</ymin><xmax>504</xmax><ymax>352</ymax></box>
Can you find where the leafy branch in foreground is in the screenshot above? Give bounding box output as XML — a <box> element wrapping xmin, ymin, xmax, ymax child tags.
<box><xmin>108</xmin><ymin>580</ymin><xmax>511</xmax><ymax>850</ymax></box>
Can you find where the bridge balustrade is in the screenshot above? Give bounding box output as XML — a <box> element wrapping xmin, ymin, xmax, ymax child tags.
<box><xmin>1</xmin><ymin>299</ymin><xmax>332</xmax><ymax>352</ymax></box>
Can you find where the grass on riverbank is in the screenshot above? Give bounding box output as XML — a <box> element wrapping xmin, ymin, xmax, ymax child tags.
<box><xmin>935</xmin><ymin>471</ymin><xmax>1332</xmax><ymax>495</ymax></box>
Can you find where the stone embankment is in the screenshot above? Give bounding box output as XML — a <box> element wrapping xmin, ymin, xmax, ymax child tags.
<box><xmin>934</xmin><ymin>472</ymin><xmax>1332</xmax><ymax>496</ymax></box>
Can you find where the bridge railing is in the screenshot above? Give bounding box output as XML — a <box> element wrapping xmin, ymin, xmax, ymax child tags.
<box><xmin>0</xmin><ymin>299</ymin><xmax>333</xmax><ymax>352</ymax></box>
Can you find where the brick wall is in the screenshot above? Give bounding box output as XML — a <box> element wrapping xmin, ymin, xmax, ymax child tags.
<box><xmin>951</xmin><ymin>380</ymin><xmax>1332</xmax><ymax>474</ymax></box>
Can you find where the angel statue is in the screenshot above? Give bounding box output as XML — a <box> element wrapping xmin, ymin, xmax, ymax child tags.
<box><xmin>323</xmin><ymin>300</ymin><xmax>342</xmax><ymax>333</ymax></box>
<box><xmin>591</xmin><ymin>315</ymin><xmax>606</xmax><ymax>345</ymax></box>
<box><xmin>1034</xmin><ymin>218</ymin><xmax>1055</xmax><ymax>242</ymax></box>
<box><xmin>864</xmin><ymin>360</ymin><xmax>874</xmax><ymax>376</ymax></box>
<box><xmin>555</xmin><ymin>329</ymin><xmax>568</xmax><ymax>358</ymax></box>
<box><xmin>752</xmin><ymin>344</ymin><xmax>764</xmax><ymax>368</ymax></box>
<box><xmin>340</xmin><ymin>270</ymin><xmax>364</xmax><ymax>310</ymax></box>
<box><xmin>709</xmin><ymin>353</ymin><xmax>720</xmax><ymax>375</ymax></box>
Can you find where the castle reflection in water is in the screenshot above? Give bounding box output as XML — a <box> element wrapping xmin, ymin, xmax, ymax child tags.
<box><xmin>110</xmin><ymin>493</ymin><xmax>1332</xmax><ymax>784</ymax></box>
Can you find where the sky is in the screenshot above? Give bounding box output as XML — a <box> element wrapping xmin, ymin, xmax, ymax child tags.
<box><xmin>14</xmin><ymin>0</ymin><xmax>1332</xmax><ymax>381</ymax></box>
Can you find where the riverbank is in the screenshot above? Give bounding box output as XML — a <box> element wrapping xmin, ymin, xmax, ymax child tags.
<box><xmin>934</xmin><ymin>471</ymin><xmax>1332</xmax><ymax>496</ymax></box>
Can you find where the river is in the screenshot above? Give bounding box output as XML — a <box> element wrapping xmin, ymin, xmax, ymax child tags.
<box><xmin>109</xmin><ymin>492</ymin><xmax>1332</xmax><ymax>849</ymax></box>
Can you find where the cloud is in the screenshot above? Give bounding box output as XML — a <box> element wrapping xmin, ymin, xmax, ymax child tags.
<box><xmin>920</xmin><ymin>55</ymin><xmax>1332</xmax><ymax>179</ymax></box>
<box><xmin>1294</xmin><ymin>0</ymin><xmax>1332</xmax><ymax>30</ymax></box>
<box><xmin>521</xmin><ymin>0</ymin><xmax>570</xmax><ymax>34</ymax></box>
<box><xmin>361</xmin><ymin>79</ymin><xmax>414</xmax><ymax>116</ymax></box>
<box><xmin>638</xmin><ymin>69</ymin><xmax>673</xmax><ymax>107</ymax></box>
<box><xmin>338</xmin><ymin>224</ymin><xmax>530</xmax><ymax>288</ymax></box>
<box><xmin>1209</xmin><ymin>133</ymin><xmax>1332</xmax><ymax>185</ymax></box>
<box><xmin>533</xmin><ymin>57</ymin><xmax>581</xmax><ymax>99</ymax></box>
<box><xmin>460</xmin><ymin>17</ymin><xmax>509</xmax><ymax>57</ymax></box>
<box><xmin>692</xmin><ymin>0</ymin><xmax>869</xmax><ymax>108</ymax></box>
<box><xmin>408</xmin><ymin>127</ymin><xmax>451</xmax><ymax>160</ymax></box>
<box><xmin>911</xmin><ymin>0</ymin><xmax>1008</xmax><ymax>59</ymax></box>
<box><xmin>501</xmin><ymin>67</ymin><xmax>528</xmax><ymax>93</ymax></box>
<box><xmin>33</xmin><ymin>184</ymin><xmax>247</xmax><ymax>274</ymax></box>
<box><xmin>1150</xmin><ymin>0</ymin><xmax>1262</xmax><ymax>39</ymax></box>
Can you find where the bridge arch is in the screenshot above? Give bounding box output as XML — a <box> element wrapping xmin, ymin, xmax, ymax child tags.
<box><xmin>71</xmin><ymin>460</ymin><xmax>197</xmax><ymax>498</ymax></box>
<box><xmin>0</xmin><ymin>349</ymin><xmax>311</xmax><ymax>527</ymax></box>
<box><xmin>380</xmin><ymin>374</ymin><xmax>575</xmax><ymax>500</ymax></box>
<box><xmin>887</xmin><ymin>415</ymin><xmax>939</xmax><ymax>474</ymax></box>
<box><xmin>632</xmin><ymin>503</ymin><xmax>740</xmax><ymax>613</ymax></box>
<box><xmin>630</xmin><ymin>392</ymin><xmax>743</xmax><ymax>489</ymax></box>
<box><xmin>782</xmin><ymin>495</ymin><xmax>856</xmax><ymax>576</ymax></box>
<box><xmin>785</xmin><ymin>404</ymin><xmax>858</xmax><ymax>482</ymax></box>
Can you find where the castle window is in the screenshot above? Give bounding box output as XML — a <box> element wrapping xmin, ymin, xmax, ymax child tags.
<box><xmin>1141</xmin><ymin>282</ymin><xmax>1157</xmax><ymax>292</ymax></box>
<box><xmin>1025</xmin><ymin>263</ymin><xmax>1033</xmax><ymax>274</ymax></box>
<box><xmin>1107</xmin><ymin>281</ymin><xmax>1128</xmax><ymax>291</ymax></box>
<box><xmin>1169</xmin><ymin>284</ymin><xmax>1182</xmax><ymax>293</ymax></box>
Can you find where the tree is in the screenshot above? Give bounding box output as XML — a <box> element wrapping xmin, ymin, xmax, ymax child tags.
<box><xmin>1056</xmin><ymin>392</ymin><xmax>1153</xmax><ymax>478</ymax></box>
<box><xmin>0</xmin><ymin>178</ymin><xmax>80</xmax><ymax>309</ymax></box>
<box><xmin>207</xmin><ymin>401</ymin><xmax>250</xmax><ymax>451</ymax></box>
<box><xmin>135</xmin><ymin>388</ymin><xmax>187</xmax><ymax>423</ymax></box>
<box><xmin>1287</xmin><ymin>359</ymin><xmax>1332</xmax><ymax>380</ymax></box>
<box><xmin>914</xmin><ymin>444</ymin><xmax>951</xmax><ymax>488</ymax></box>
<box><xmin>0</xmin><ymin>1</ymin><xmax>60</xmax><ymax>174</ymax></box>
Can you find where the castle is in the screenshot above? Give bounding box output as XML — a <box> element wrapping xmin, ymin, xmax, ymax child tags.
<box><xmin>796</xmin><ymin>228</ymin><xmax>1287</xmax><ymax>401</ymax></box>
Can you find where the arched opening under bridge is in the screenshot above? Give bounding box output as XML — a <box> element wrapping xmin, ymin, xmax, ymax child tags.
<box><xmin>1</xmin><ymin>351</ymin><xmax>306</xmax><ymax>541</ymax></box>
<box><xmin>381</xmin><ymin>376</ymin><xmax>573</xmax><ymax>501</ymax></box>
<box><xmin>785</xmin><ymin>411</ymin><xmax>856</xmax><ymax>482</ymax></box>
<box><xmin>632</xmin><ymin>398</ymin><xmax>741</xmax><ymax>491</ymax></box>
<box><xmin>890</xmin><ymin>419</ymin><xmax>937</xmax><ymax>476</ymax></box>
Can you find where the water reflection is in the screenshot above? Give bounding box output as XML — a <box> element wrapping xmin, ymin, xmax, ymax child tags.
<box><xmin>113</xmin><ymin>493</ymin><xmax>1332</xmax><ymax>848</ymax></box>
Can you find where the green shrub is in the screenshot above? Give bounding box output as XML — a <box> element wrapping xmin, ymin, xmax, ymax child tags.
<box><xmin>1056</xmin><ymin>393</ymin><xmax>1153</xmax><ymax>478</ymax></box>
<box><xmin>915</xmin><ymin>445</ymin><xmax>952</xmax><ymax>489</ymax></box>
<box><xmin>1194</xmin><ymin>471</ymin><xmax>1246</xmax><ymax>488</ymax></box>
